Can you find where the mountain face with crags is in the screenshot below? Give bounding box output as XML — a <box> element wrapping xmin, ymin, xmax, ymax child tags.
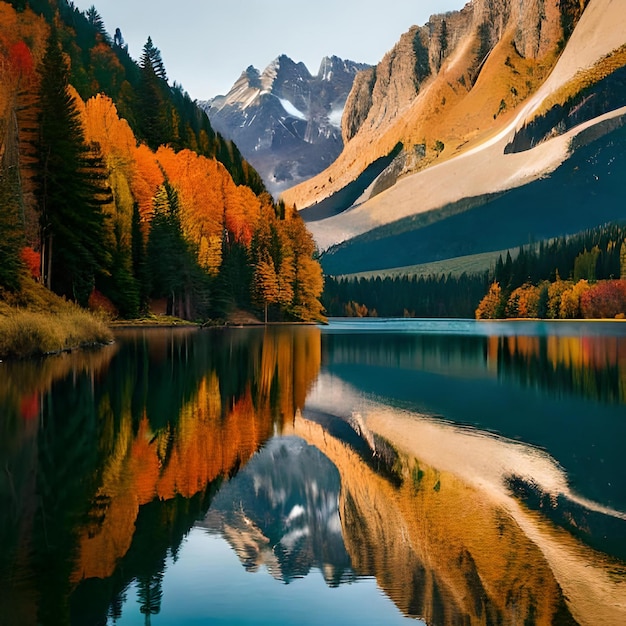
<box><xmin>201</xmin><ymin>55</ymin><xmax>370</xmax><ymax>196</ymax></box>
<box><xmin>280</xmin><ymin>0</ymin><xmax>626</xmax><ymax>279</ymax></box>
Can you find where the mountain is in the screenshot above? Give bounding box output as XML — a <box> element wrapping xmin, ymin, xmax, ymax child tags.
<box><xmin>200</xmin><ymin>55</ymin><xmax>370</xmax><ymax>196</ymax></box>
<box><xmin>281</xmin><ymin>0</ymin><xmax>626</xmax><ymax>276</ymax></box>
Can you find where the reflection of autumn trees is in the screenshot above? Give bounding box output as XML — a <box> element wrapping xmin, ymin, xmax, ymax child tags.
<box><xmin>72</xmin><ymin>326</ymin><xmax>321</xmax><ymax>582</ymax></box>
<box><xmin>489</xmin><ymin>334</ymin><xmax>626</xmax><ymax>402</ymax></box>
<box><xmin>0</xmin><ymin>326</ymin><xmax>321</xmax><ymax>624</ymax></box>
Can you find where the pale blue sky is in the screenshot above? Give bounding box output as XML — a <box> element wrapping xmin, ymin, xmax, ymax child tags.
<box><xmin>72</xmin><ymin>1</ymin><xmax>467</xmax><ymax>100</ymax></box>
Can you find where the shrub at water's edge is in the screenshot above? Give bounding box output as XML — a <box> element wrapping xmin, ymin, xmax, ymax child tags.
<box><xmin>0</xmin><ymin>281</ymin><xmax>113</xmax><ymax>360</ymax></box>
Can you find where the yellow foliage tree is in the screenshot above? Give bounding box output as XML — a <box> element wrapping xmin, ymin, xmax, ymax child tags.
<box><xmin>475</xmin><ymin>282</ymin><xmax>502</xmax><ymax>319</ymax></box>
<box><xmin>559</xmin><ymin>279</ymin><xmax>590</xmax><ymax>319</ymax></box>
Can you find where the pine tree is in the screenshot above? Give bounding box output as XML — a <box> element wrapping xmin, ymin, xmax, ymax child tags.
<box><xmin>140</xmin><ymin>36</ymin><xmax>167</xmax><ymax>81</ymax></box>
<box><xmin>146</xmin><ymin>180</ymin><xmax>202</xmax><ymax>318</ymax></box>
<box><xmin>85</xmin><ymin>6</ymin><xmax>111</xmax><ymax>44</ymax></box>
<box><xmin>36</xmin><ymin>27</ymin><xmax>110</xmax><ymax>305</ymax></box>
<box><xmin>138</xmin><ymin>38</ymin><xmax>171</xmax><ymax>149</ymax></box>
<box><xmin>131</xmin><ymin>202</ymin><xmax>149</xmax><ymax>312</ymax></box>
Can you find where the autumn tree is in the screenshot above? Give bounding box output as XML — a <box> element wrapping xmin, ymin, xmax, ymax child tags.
<box><xmin>580</xmin><ymin>280</ymin><xmax>626</xmax><ymax>319</ymax></box>
<box><xmin>505</xmin><ymin>283</ymin><xmax>541</xmax><ymax>318</ymax></box>
<box><xmin>559</xmin><ymin>280</ymin><xmax>590</xmax><ymax>319</ymax></box>
<box><xmin>250</xmin><ymin>202</ymin><xmax>298</xmax><ymax>321</ymax></box>
<box><xmin>254</xmin><ymin>252</ymin><xmax>280</xmax><ymax>323</ymax></box>
<box><xmin>475</xmin><ymin>282</ymin><xmax>502</xmax><ymax>319</ymax></box>
<box><xmin>547</xmin><ymin>277</ymin><xmax>571</xmax><ymax>319</ymax></box>
<box><xmin>283</xmin><ymin>210</ymin><xmax>324</xmax><ymax>322</ymax></box>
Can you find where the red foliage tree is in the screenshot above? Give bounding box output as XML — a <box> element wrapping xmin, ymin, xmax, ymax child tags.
<box><xmin>20</xmin><ymin>247</ymin><xmax>40</xmax><ymax>279</ymax></box>
<box><xmin>9</xmin><ymin>41</ymin><xmax>34</xmax><ymax>78</ymax></box>
<box><xmin>580</xmin><ymin>280</ymin><xmax>626</xmax><ymax>319</ymax></box>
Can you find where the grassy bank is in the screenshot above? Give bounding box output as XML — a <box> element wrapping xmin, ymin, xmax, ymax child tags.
<box><xmin>0</xmin><ymin>280</ymin><xmax>113</xmax><ymax>360</ymax></box>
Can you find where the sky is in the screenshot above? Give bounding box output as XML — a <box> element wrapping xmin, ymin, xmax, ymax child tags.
<box><xmin>71</xmin><ymin>0</ymin><xmax>467</xmax><ymax>101</ymax></box>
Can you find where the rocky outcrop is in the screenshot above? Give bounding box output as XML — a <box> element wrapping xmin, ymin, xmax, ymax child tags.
<box><xmin>341</xmin><ymin>0</ymin><xmax>583</xmax><ymax>147</ymax></box>
<box><xmin>341</xmin><ymin>7</ymin><xmax>475</xmax><ymax>145</ymax></box>
<box><xmin>342</xmin><ymin>68</ymin><xmax>376</xmax><ymax>143</ymax></box>
<box><xmin>341</xmin><ymin>12</ymin><xmax>473</xmax><ymax>144</ymax></box>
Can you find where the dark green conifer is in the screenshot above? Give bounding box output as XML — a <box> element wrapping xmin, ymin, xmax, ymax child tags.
<box><xmin>36</xmin><ymin>27</ymin><xmax>110</xmax><ymax>305</ymax></box>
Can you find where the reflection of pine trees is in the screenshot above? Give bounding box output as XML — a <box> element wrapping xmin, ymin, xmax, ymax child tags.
<box><xmin>107</xmin><ymin>589</ymin><xmax>126</xmax><ymax>624</ymax></box>
<box><xmin>33</xmin><ymin>374</ymin><xmax>102</xmax><ymax>625</ymax></box>
<box><xmin>137</xmin><ymin>570</ymin><xmax>164</xmax><ymax>624</ymax></box>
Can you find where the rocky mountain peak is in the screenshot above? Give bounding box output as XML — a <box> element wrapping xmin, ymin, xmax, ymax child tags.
<box><xmin>244</xmin><ymin>65</ymin><xmax>262</xmax><ymax>88</ymax></box>
<box><xmin>200</xmin><ymin>54</ymin><xmax>370</xmax><ymax>196</ymax></box>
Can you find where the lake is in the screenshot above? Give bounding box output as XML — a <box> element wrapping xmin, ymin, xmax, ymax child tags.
<box><xmin>1</xmin><ymin>319</ymin><xmax>625</xmax><ymax>625</ymax></box>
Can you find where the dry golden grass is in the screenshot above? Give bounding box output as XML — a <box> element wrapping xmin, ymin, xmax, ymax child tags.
<box><xmin>532</xmin><ymin>44</ymin><xmax>626</xmax><ymax>120</ymax></box>
<box><xmin>0</xmin><ymin>279</ymin><xmax>113</xmax><ymax>359</ymax></box>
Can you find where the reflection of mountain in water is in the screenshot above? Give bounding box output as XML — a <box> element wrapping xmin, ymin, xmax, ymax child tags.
<box><xmin>320</xmin><ymin>329</ymin><xmax>626</xmax><ymax>512</ymax></box>
<box><xmin>199</xmin><ymin>436</ymin><xmax>355</xmax><ymax>586</ymax></box>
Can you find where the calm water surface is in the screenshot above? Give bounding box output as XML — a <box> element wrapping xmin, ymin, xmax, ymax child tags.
<box><xmin>1</xmin><ymin>319</ymin><xmax>625</xmax><ymax>625</ymax></box>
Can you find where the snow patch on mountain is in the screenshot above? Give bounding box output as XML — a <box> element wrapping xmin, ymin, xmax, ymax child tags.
<box><xmin>279</xmin><ymin>97</ymin><xmax>307</xmax><ymax>120</ymax></box>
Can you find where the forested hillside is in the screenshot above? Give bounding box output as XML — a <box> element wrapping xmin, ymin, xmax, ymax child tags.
<box><xmin>324</xmin><ymin>223</ymin><xmax>626</xmax><ymax>320</ymax></box>
<box><xmin>0</xmin><ymin>0</ymin><xmax>324</xmax><ymax>322</ymax></box>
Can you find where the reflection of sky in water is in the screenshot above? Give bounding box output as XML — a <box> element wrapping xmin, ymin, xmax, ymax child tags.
<box><xmin>322</xmin><ymin>317</ymin><xmax>626</xmax><ymax>337</ymax></box>
<box><xmin>115</xmin><ymin>519</ymin><xmax>416</xmax><ymax>625</ymax></box>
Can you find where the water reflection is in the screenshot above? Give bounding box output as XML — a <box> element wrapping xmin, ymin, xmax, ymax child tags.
<box><xmin>0</xmin><ymin>321</ymin><xmax>625</xmax><ymax>625</ymax></box>
<box><xmin>321</xmin><ymin>327</ymin><xmax>626</xmax><ymax>512</ymax></box>
<box><xmin>288</xmin><ymin>411</ymin><xmax>579</xmax><ymax>625</ymax></box>
<box><xmin>201</xmin><ymin>436</ymin><xmax>354</xmax><ymax>586</ymax></box>
<box><xmin>0</xmin><ymin>326</ymin><xmax>321</xmax><ymax>626</ymax></box>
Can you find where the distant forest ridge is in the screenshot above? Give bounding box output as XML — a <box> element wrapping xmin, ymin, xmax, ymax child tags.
<box><xmin>323</xmin><ymin>222</ymin><xmax>626</xmax><ymax>319</ymax></box>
